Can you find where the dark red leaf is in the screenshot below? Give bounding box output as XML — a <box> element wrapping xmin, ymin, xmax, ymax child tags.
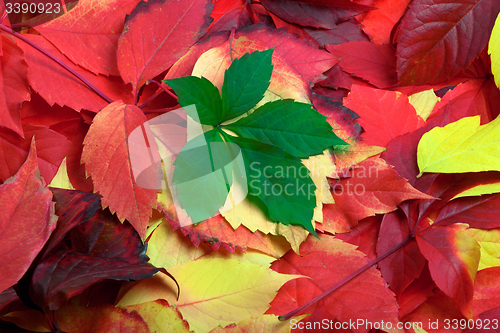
<box><xmin>377</xmin><ymin>210</ymin><xmax>426</xmax><ymax>297</ymax></box>
<box><xmin>395</xmin><ymin>0</ymin><xmax>500</xmax><ymax>85</ymax></box>
<box><xmin>30</xmin><ymin>208</ymin><xmax>160</xmax><ymax>311</ymax></box>
<box><xmin>327</xmin><ymin>41</ymin><xmax>398</xmax><ymax>88</ymax></box>
<box><xmin>416</xmin><ymin>224</ymin><xmax>480</xmax><ymax>318</ymax></box>
<box><xmin>305</xmin><ymin>20</ymin><xmax>370</xmax><ymax>46</ymax></box>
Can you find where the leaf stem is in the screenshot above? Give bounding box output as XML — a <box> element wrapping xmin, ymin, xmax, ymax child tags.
<box><xmin>0</xmin><ymin>23</ymin><xmax>113</xmax><ymax>104</ymax></box>
<box><xmin>279</xmin><ymin>236</ymin><xmax>413</xmax><ymax>321</ymax></box>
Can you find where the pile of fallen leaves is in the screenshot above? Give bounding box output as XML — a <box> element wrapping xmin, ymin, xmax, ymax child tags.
<box><xmin>1</xmin><ymin>0</ymin><xmax>500</xmax><ymax>332</ymax></box>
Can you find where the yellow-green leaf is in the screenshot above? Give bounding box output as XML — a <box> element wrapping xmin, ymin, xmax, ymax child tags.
<box><xmin>116</xmin><ymin>258</ymin><xmax>302</xmax><ymax>333</ymax></box>
<box><xmin>451</xmin><ymin>181</ymin><xmax>500</xmax><ymax>200</ymax></box>
<box><xmin>208</xmin><ymin>314</ymin><xmax>307</xmax><ymax>333</ymax></box>
<box><xmin>125</xmin><ymin>300</ymin><xmax>193</xmax><ymax>333</ymax></box>
<box><xmin>408</xmin><ymin>89</ymin><xmax>440</xmax><ymax>121</ymax></box>
<box><xmin>417</xmin><ymin>115</ymin><xmax>500</xmax><ymax>176</ymax></box>
<box><xmin>467</xmin><ymin>228</ymin><xmax>500</xmax><ymax>270</ymax></box>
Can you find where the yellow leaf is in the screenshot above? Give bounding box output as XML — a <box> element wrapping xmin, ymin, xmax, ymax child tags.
<box><xmin>116</xmin><ymin>258</ymin><xmax>302</xmax><ymax>333</ymax></box>
<box><xmin>451</xmin><ymin>181</ymin><xmax>500</xmax><ymax>200</ymax></box>
<box><xmin>408</xmin><ymin>89</ymin><xmax>440</xmax><ymax>121</ymax></box>
<box><xmin>125</xmin><ymin>300</ymin><xmax>193</xmax><ymax>333</ymax></box>
<box><xmin>489</xmin><ymin>13</ymin><xmax>500</xmax><ymax>89</ymax></box>
<box><xmin>467</xmin><ymin>228</ymin><xmax>500</xmax><ymax>270</ymax></box>
<box><xmin>208</xmin><ymin>314</ymin><xmax>308</xmax><ymax>333</ymax></box>
<box><xmin>48</xmin><ymin>157</ymin><xmax>74</xmax><ymax>190</ymax></box>
<box><xmin>417</xmin><ymin>115</ymin><xmax>500</xmax><ymax>176</ymax></box>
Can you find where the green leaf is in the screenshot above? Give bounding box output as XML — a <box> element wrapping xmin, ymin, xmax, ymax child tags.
<box><xmin>226</xmin><ymin>99</ymin><xmax>347</xmax><ymax>158</ymax></box>
<box><xmin>163</xmin><ymin>76</ymin><xmax>223</xmax><ymax>125</ymax></box>
<box><xmin>224</xmin><ymin>134</ymin><xmax>317</xmax><ymax>235</ymax></box>
<box><xmin>172</xmin><ymin>129</ymin><xmax>239</xmax><ymax>223</ymax></box>
<box><xmin>221</xmin><ymin>49</ymin><xmax>274</xmax><ymax>121</ymax></box>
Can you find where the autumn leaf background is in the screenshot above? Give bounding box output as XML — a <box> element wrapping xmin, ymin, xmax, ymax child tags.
<box><xmin>1</xmin><ymin>0</ymin><xmax>500</xmax><ymax>332</ymax></box>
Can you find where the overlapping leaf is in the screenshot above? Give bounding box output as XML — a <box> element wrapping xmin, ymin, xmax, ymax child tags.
<box><xmin>0</xmin><ymin>141</ymin><xmax>57</xmax><ymax>294</ymax></box>
<box><xmin>82</xmin><ymin>101</ymin><xmax>157</xmax><ymax>238</ymax></box>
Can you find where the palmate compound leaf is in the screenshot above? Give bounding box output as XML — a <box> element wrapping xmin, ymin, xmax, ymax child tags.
<box><xmin>225</xmin><ymin>99</ymin><xmax>346</xmax><ymax>159</ymax></box>
<box><xmin>166</xmin><ymin>48</ymin><xmax>345</xmax><ymax>234</ymax></box>
<box><xmin>164</xmin><ymin>76</ymin><xmax>223</xmax><ymax>125</ymax></box>
<box><xmin>223</xmin><ymin>135</ymin><xmax>317</xmax><ymax>234</ymax></box>
<box><xmin>417</xmin><ymin>115</ymin><xmax>500</xmax><ymax>176</ymax></box>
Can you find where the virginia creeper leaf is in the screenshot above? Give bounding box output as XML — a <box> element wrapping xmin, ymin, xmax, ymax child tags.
<box><xmin>117</xmin><ymin>0</ymin><xmax>214</xmax><ymax>96</ymax></box>
<box><xmin>117</xmin><ymin>258</ymin><xmax>300</xmax><ymax>333</ymax></box>
<box><xmin>467</xmin><ymin>229</ymin><xmax>500</xmax><ymax>270</ymax></box>
<box><xmin>56</xmin><ymin>304</ymin><xmax>149</xmax><ymax>333</ymax></box>
<box><xmin>344</xmin><ymin>84</ymin><xmax>425</xmax><ymax>147</ymax></box>
<box><xmin>227</xmin><ymin>135</ymin><xmax>317</xmax><ymax>234</ymax></box>
<box><xmin>473</xmin><ymin>267</ymin><xmax>500</xmax><ymax>316</ymax></box>
<box><xmin>377</xmin><ymin>210</ymin><xmax>426</xmax><ymax>297</ymax></box>
<box><xmin>36</xmin><ymin>0</ymin><xmax>142</xmax><ymax>76</ymax></box>
<box><xmin>221</xmin><ymin>48</ymin><xmax>274</xmax><ymax>121</ymax></box>
<box><xmin>30</xmin><ymin>209</ymin><xmax>160</xmax><ymax>311</ymax></box>
<box><xmin>267</xmin><ymin>236</ymin><xmax>400</xmax><ymax>331</ymax></box>
<box><xmin>164</xmin><ymin>76</ymin><xmax>223</xmax><ymax>125</ymax></box>
<box><xmin>81</xmin><ymin>101</ymin><xmax>157</xmax><ymax>239</ymax></box>
<box><xmin>326</xmin><ymin>41</ymin><xmax>398</xmax><ymax>88</ymax></box>
<box><xmin>172</xmin><ymin>129</ymin><xmax>237</xmax><ymax>223</ymax></box>
<box><xmin>0</xmin><ymin>140</ymin><xmax>57</xmax><ymax>294</ymax></box>
<box><xmin>416</xmin><ymin>224</ymin><xmax>480</xmax><ymax>318</ymax></box>
<box><xmin>0</xmin><ymin>32</ymin><xmax>29</xmax><ymax>137</ymax></box>
<box><xmin>395</xmin><ymin>0</ymin><xmax>500</xmax><ymax>85</ymax></box>
<box><xmin>125</xmin><ymin>299</ymin><xmax>192</xmax><ymax>333</ymax></box>
<box><xmin>226</xmin><ymin>99</ymin><xmax>346</xmax><ymax>158</ymax></box>
<box><xmin>417</xmin><ymin>115</ymin><xmax>500</xmax><ymax>176</ymax></box>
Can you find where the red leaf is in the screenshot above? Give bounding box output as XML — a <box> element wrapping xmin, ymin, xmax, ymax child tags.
<box><xmin>344</xmin><ymin>84</ymin><xmax>425</xmax><ymax>147</ymax></box>
<box><xmin>395</xmin><ymin>0</ymin><xmax>500</xmax><ymax>85</ymax></box>
<box><xmin>416</xmin><ymin>224</ymin><xmax>480</xmax><ymax>318</ymax></box>
<box><xmin>30</xmin><ymin>208</ymin><xmax>160</xmax><ymax>311</ymax></box>
<box><xmin>402</xmin><ymin>289</ymin><xmax>466</xmax><ymax>333</ymax></box>
<box><xmin>377</xmin><ymin>210</ymin><xmax>426</xmax><ymax>296</ymax></box>
<box><xmin>267</xmin><ymin>235</ymin><xmax>399</xmax><ymax>332</ymax></box>
<box><xmin>165</xmin><ymin>202</ymin><xmax>281</xmax><ymax>258</ymax></box>
<box><xmin>0</xmin><ymin>140</ymin><xmax>57</xmax><ymax>294</ymax></box>
<box><xmin>306</xmin><ymin>20</ymin><xmax>370</xmax><ymax>46</ymax></box>
<box><xmin>334</xmin><ymin>215</ymin><xmax>382</xmax><ymax>259</ymax></box>
<box><xmin>433</xmin><ymin>194</ymin><xmax>500</xmax><ymax>229</ymax></box>
<box><xmin>0</xmin><ymin>123</ymin><xmax>74</xmax><ymax>184</ymax></box>
<box><xmin>236</xmin><ymin>24</ymin><xmax>336</xmax><ymax>84</ymax></box>
<box><xmin>56</xmin><ymin>304</ymin><xmax>149</xmax><ymax>333</ymax></box>
<box><xmin>20</xmin><ymin>92</ymin><xmax>80</xmax><ymax>128</ymax></box>
<box><xmin>473</xmin><ymin>267</ymin><xmax>500</xmax><ymax>317</ymax></box>
<box><xmin>327</xmin><ymin>41</ymin><xmax>397</xmax><ymax>88</ymax></box>
<box><xmin>397</xmin><ymin>265</ymin><xmax>435</xmax><ymax>318</ymax></box>
<box><xmin>260</xmin><ymin>0</ymin><xmax>371</xmax><ymax>29</ymax></box>
<box><xmin>18</xmin><ymin>34</ymin><xmax>134</xmax><ymax>112</ymax></box>
<box><xmin>36</xmin><ymin>0</ymin><xmax>142</xmax><ymax>76</ymax></box>
<box><xmin>81</xmin><ymin>101</ymin><xmax>157</xmax><ymax>239</ymax></box>
<box><xmin>0</xmin><ymin>32</ymin><xmax>30</xmax><ymax>137</ymax></box>
<box><xmin>117</xmin><ymin>0</ymin><xmax>213</xmax><ymax>97</ymax></box>
<box><xmin>427</xmin><ymin>79</ymin><xmax>499</xmax><ymax>126</ymax></box>
<box><xmin>331</xmin><ymin>157</ymin><xmax>433</xmax><ymax>225</ymax></box>
<box><xmin>359</xmin><ymin>0</ymin><xmax>411</xmax><ymax>44</ymax></box>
